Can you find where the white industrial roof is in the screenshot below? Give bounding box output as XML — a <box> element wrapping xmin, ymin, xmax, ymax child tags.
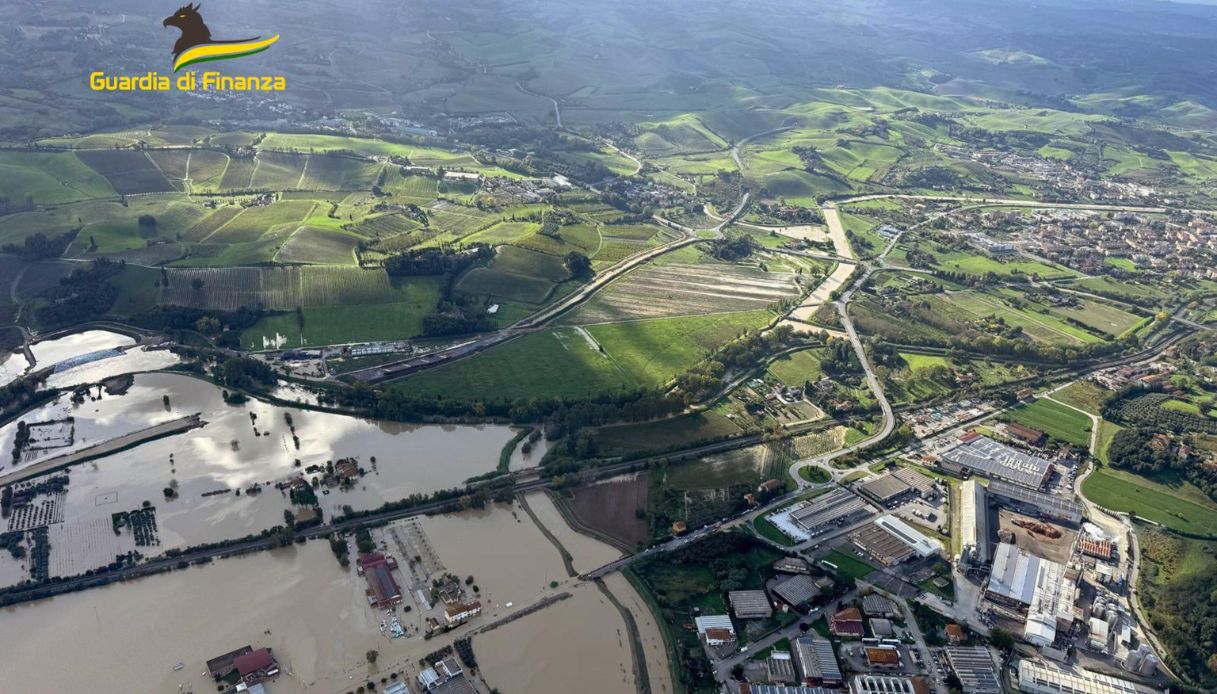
<box><xmin>959</xmin><ymin>480</ymin><xmax>990</xmax><ymax>565</ymax></box>
<box><xmin>1017</xmin><ymin>659</ymin><xmax>1157</xmax><ymax>694</ymax></box>
<box><xmin>988</xmin><ymin>543</ymin><xmax>1040</xmax><ymax>605</ymax></box>
<box><xmin>695</xmin><ymin>614</ymin><xmax>735</xmax><ymax>636</ymax></box>
<box><xmin>874</xmin><ymin>514</ymin><xmax>941</xmax><ymax>557</ymax></box>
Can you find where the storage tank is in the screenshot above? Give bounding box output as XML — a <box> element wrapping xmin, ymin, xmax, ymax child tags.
<box><xmin>1139</xmin><ymin>654</ymin><xmax>1159</xmax><ymax>676</ymax></box>
<box><xmin>1123</xmin><ymin>647</ymin><xmax>1145</xmax><ymax>671</ymax></box>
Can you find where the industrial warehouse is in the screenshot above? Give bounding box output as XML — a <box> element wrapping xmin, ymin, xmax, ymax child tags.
<box><xmin>766</xmin><ymin>487</ymin><xmax>872</xmax><ymax>541</ymax></box>
<box><xmin>1016</xmin><ymin>659</ymin><xmax>1161</xmax><ymax>694</ymax></box>
<box><xmin>939</xmin><ymin>435</ymin><xmax>1055</xmax><ymax>489</ymax></box>
<box><xmin>959</xmin><ymin>480</ymin><xmax>990</xmax><ymax>568</ymax></box>
<box><xmin>851</xmin><ymin>515</ymin><xmax>941</xmax><ymax>566</ymax></box>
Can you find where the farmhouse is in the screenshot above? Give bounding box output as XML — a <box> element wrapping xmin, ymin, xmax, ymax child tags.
<box><xmin>1006</xmin><ymin>422</ymin><xmax>1047</xmax><ymax>446</ymax></box>
<box><xmin>444</xmin><ymin>600</ymin><xmax>481</xmax><ymax>626</ymax></box>
<box><xmin>207</xmin><ymin>645</ymin><xmax>254</xmax><ymax>681</ymax></box>
<box><xmin>233</xmin><ymin>647</ymin><xmax>279</xmax><ymax>684</ymax></box>
<box><xmin>946</xmin><ymin>623</ymin><xmax>965</xmax><ymax>645</ymax></box>
<box><xmin>695</xmin><ymin>615</ymin><xmax>737</xmax><ymax>647</ymax></box>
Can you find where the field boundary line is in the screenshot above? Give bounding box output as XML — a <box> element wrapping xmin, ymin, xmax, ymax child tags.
<box><xmin>295</xmin><ymin>154</ymin><xmax>310</xmax><ymax>189</ymax></box>
<box><xmin>200</xmin><ymin>206</ymin><xmax>244</xmax><ymax>242</ymax></box>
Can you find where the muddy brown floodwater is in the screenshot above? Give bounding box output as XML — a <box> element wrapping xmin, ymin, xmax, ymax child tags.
<box><xmin>0</xmin><ymin>497</ymin><xmax>675</xmax><ymax>694</ymax></box>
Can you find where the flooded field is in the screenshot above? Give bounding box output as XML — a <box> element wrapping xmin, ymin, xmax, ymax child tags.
<box><xmin>0</xmin><ymin>542</ymin><xmax>388</xmax><ymax>694</ymax></box>
<box><xmin>0</xmin><ymin>372</ymin><xmax>517</xmax><ymax>586</ymax></box>
<box><xmin>0</xmin><ymin>495</ymin><xmax>673</xmax><ymax>694</ymax></box>
<box><xmin>0</xmin><ymin>329</ymin><xmax>177</xmax><ymax>389</ymax></box>
<box><xmin>523</xmin><ymin>491</ymin><xmax>621</xmax><ymax>573</ymax></box>
<box><xmin>0</xmin><ymin>351</ymin><xmax>30</xmax><ymax>386</ymax></box>
<box><xmin>0</xmin><ymin>328</ymin><xmax>673</xmax><ymax>693</ymax></box>
<box><xmin>419</xmin><ymin>502</ymin><xmax>571</xmax><ymax>606</ymax></box>
<box><xmin>28</xmin><ymin>329</ymin><xmax>134</xmax><ymax>366</ymax></box>
<box><xmin>475</xmin><ymin>587</ymin><xmax>637</xmax><ymax>694</ymax></box>
<box><xmin>602</xmin><ymin>572</ymin><xmax>675</xmax><ymax>694</ymax></box>
<box><xmin>43</xmin><ymin>346</ymin><xmax>180</xmax><ymax>390</ymax></box>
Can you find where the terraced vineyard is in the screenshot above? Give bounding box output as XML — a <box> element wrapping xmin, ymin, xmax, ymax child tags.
<box><xmin>567</xmin><ymin>261</ymin><xmax>801</xmax><ymax>324</ymax></box>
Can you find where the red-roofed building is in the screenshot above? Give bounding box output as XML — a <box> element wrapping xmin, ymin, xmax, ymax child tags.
<box><xmin>359</xmin><ymin>552</ymin><xmax>402</xmax><ymax>608</ymax></box>
<box><xmin>958</xmin><ymin>431</ymin><xmax>981</xmax><ymax>444</ymax></box>
<box><xmin>946</xmin><ymin>624</ymin><xmax>965</xmax><ymax>645</ymax></box>
<box><xmin>831</xmin><ymin>607</ymin><xmax>864</xmax><ymax>638</ymax></box>
<box><xmin>1006</xmin><ymin>423</ymin><xmax>1045</xmax><ymax>446</ymax></box>
<box><xmin>865</xmin><ymin>646</ymin><xmax>901</xmax><ymax>668</ymax></box>
<box><xmin>1080</xmin><ymin>537</ymin><xmax>1115</xmax><ymax>560</ymax></box>
<box><xmin>233</xmin><ymin>647</ymin><xmax>279</xmax><ymax>683</ymax></box>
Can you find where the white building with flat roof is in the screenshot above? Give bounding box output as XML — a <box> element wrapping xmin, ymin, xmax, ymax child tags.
<box><xmin>960</xmin><ymin>480</ymin><xmax>990</xmax><ymax>567</ymax></box>
<box><xmin>874</xmin><ymin>514</ymin><xmax>941</xmax><ymax>557</ymax></box>
<box><xmin>1016</xmin><ymin>659</ymin><xmax>1161</xmax><ymax>694</ymax></box>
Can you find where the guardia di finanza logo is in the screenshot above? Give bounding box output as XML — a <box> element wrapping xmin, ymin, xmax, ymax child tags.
<box><xmin>163</xmin><ymin>3</ymin><xmax>279</xmax><ymax>72</ymax></box>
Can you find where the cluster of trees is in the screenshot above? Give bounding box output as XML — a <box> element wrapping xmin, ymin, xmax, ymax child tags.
<box><xmin>34</xmin><ymin>259</ymin><xmax>120</xmax><ymax>326</ymax></box>
<box><xmin>421</xmin><ymin>303</ymin><xmax>496</xmax><ymax>337</ymax></box>
<box><xmin>673</xmin><ymin>324</ymin><xmax>803</xmax><ymax>402</ymax></box>
<box><xmin>750</xmin><ymin>200</ymin><xmax>823</xmax><ymax>224</ymax></box>
<box><xmin>900</xmin><ymin>166</ymin><xmax>966</xmax><ymax>189</ymax></box>
<box><xmin>324</xmin><ymin>381</ymin><xmax>681</xmax><ymax>441</ymax></box>
<box><xmin>1147</xmin><ymin>569</ymin><xmax>1217</xmax><ymax>690</ymax></box>
<box><xmin>217</xmin><ymin>357</ymin><xmax>277</xmax><ymax>391</ymax></box>
<box><xmin>2</xmin><ymin>230</ymin><xmax>75</xmax><ymax>258</ymax></box>
<box><xmin>1106</xmin><ymin>426</ymin><xmax>1217</xmax><ymax>502</ymax></box>
<box><xmin>1105</xmin><ymin>389</ymin><xmax>1217</xmax><ymax>436</ymax></box>
<box><xmin>700</xmin><ymin>170</ymin><xmax>742</xmax><ymax>211</ymax></box>
<box><xmin>0</xmin><ymin>194</ymin><xmax>35</xmax><ymax>215</ymax></box>
<box><xmin>708</xmin><ymin>235</ymin><xmax>759</xmax><ymax>262</ymax></box>
<box><xmin>130</xmin><ymin>305</ymin><xmax>265</xmax><ymax>349</ymax></box>
<box><xmin>564</xmin><ymin>251</ymin><xmax>592</xmax><ymax>278</ymax></box>
<box><xmin>383</xmin><ymin>244</ymin><xmax>493</xmax><ymax>276</ymax></box>
<box><xmin>820</xmin><ymin>339</ymin><xmax>862</xmax><ymax>374</ymax></box>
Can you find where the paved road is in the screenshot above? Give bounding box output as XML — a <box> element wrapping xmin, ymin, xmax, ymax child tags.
<box><xmin>0</xmin><ymin>414</ymin><xmax>205</xmax><ymax>486</ymax></box>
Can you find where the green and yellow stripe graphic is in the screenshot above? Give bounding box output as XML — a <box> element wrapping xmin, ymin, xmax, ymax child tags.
<box><xmin>173</xmin><ymin>35</ymin><xmax>280</xmax><ymax>72</ymax></box>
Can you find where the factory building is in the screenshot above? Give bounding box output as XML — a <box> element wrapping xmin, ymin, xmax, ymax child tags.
<box><xmin>959</xmin><ymin>480</ymin><xmax>990</xmax><ymax>568</ymax></box>
<box><xmin>1016</xmin><ymin>659</ymin><xmax>1162</xmax><ymax>694</ymax></box>
<box><xmin>986</xmin><ymin>544</ymin><xmax>1078</xmax><ymax>648</ymax></box>
<box><xmin>940</xmin><ymin>436</ymin><xmax>1054</xmax><ymax>489</ymax></box>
